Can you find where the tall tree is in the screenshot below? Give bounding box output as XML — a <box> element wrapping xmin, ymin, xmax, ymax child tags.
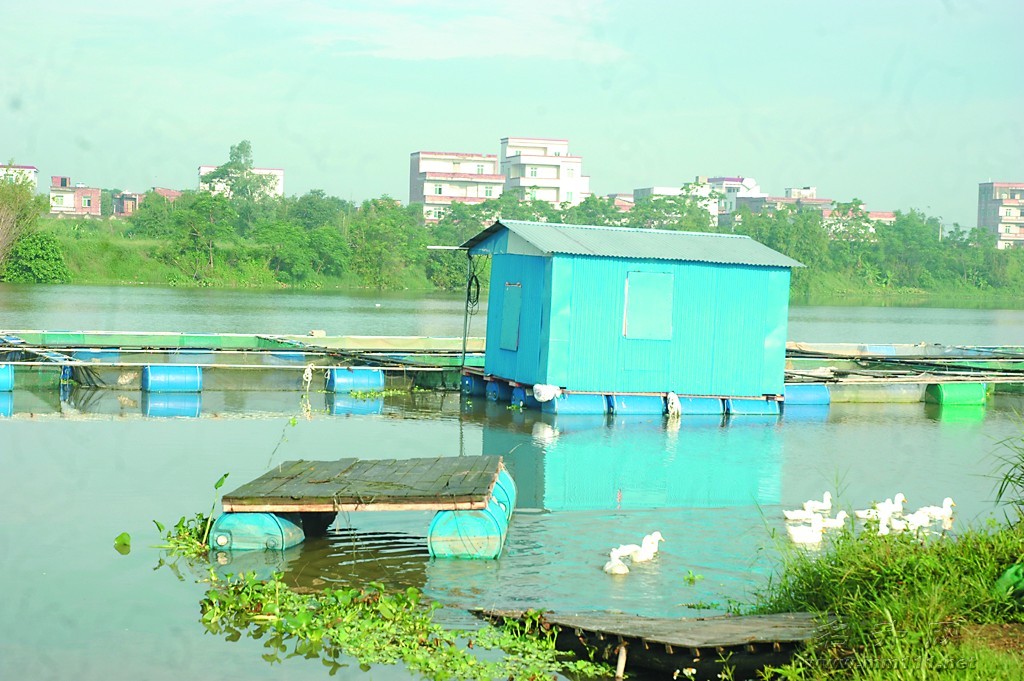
<box><xmin>200</xmin><ymin>140</ymin><xmax>277</xmax><ymax>201</ymax></box>
<box><xmin>165</xmin><ymin>192</ymin><xmax>237</xmax><ymax>281</ymax></box>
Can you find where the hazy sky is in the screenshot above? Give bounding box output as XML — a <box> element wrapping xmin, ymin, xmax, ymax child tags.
<box><xmin>3</xmin><ymin>0</ymin><xmax>1020</xmax><ymax>226</ymax></box>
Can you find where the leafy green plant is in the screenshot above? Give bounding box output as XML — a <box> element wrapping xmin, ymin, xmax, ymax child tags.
<box><xmin>196</xmin><ymin>571</ymin><xmax>611</xmax><ymax>680</ymax></box>
<box><xmin>113</xmin><ymin>532</ymin><xmax>131</xmax><ymax>555</ymax></box>
<box><xmin>154</xmin><ymin>473</ymin><xmax>229</xmax><ymax>557</ymax></box>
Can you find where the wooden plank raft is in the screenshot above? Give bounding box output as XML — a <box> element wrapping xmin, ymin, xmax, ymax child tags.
<box><xmin>478</xmin><ymin>609</ymin><xmax>836</xmax><ymax>679</ymax></box>
<box><xmin>222</xmin><ymin>455</ymin><xmax>502</xmax><ymax>513</ymax></box>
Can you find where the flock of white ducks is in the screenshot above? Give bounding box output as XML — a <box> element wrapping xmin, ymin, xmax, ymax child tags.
<box><xmin>783</xmin><ymin>492</ymin><xmax>955</xmax><ymax>546</ymax></box>
<box><xmin>602</xmin><ymin>531</ymin><xmax>664</xmax><ymax>575</ymax></box>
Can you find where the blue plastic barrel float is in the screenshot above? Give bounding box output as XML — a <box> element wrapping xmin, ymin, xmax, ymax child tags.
<box><xmin>0</xmin><ymin>391</ymin><xmax>11</xmax><ymax>418</ymax></box>
<box><xmin>325</xmin><ymin>367</ymin><xmax>385</xmax><ymax>393</ymax></box>
<box><xmin>485</xmin><ymin>380</ymin><xmax>513</xmax><ymax>402</ymax></box>
<box><xmin>608</xmin><ymin>394</ymin><xmax>666</xmax><ymax>415</ymax></box>
<box><xmin>141</xmin><ymin>365</ymin><xmax>203</xmax><ymax>392</ymax></box>
<box><xmin>725</xmin><ymin>398</ymin><xmax>781</xmax><ymax>416</ymax></box>
<box><xmin>141</xmin><ymin>392</ymin><xmax>202</xmax><ymax>418</ymax></box>
<box><xmin>461</xmin><ymin>374</ymin><xmax>487</xmax><ymax>396</ymax></box>
<box><xmin>490</xmin><ymin>465</ymin><xmax>518</xmax><ymax>522</ymax></box>
<box><xmin>0</xmin><ymin>364</ymin><xmax>12</xmax><ymax>392</ymax></box>
<box><xmin>208</xmin><ymin>512</ymin><xmax>305</xmax><ymax>551</ymax></box>
<box><xmin>510</xmin><ymin>386</ymin><xmax>541</xmax><ymax>410</ymax></box>
<box><xmin>427</xmin><ymin>496</ymin><xmax>509</xmax><ymax>559</ymax></box>
<box><xmin>540</xmin><ymin>392</ymin><xmax>609</xmax><ymax>415</ymax></box>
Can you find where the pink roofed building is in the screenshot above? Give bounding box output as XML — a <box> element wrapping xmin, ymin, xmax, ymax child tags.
<box><xmin>49</xmin><ymin>176</ymin><xmax>100</xmax><ymax>217</ymax></box>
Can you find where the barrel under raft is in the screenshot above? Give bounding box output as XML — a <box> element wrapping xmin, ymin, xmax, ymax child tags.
<box><xmin>925</xmin><ymin>383</ymin><xmax>987</xmax><ymax>406</ymax></box>
<box><xmin>428</xmin><ymin>496</ymin><xmax>509</xmax><ymax>559</ymax></box>
<box><xmin>490</xmin><ymin>465</ymin><xmax>517</xmax><ymax>522</ymax></box>
<box><xmin>209</xmin><ymin>512</ymin><xmax>305</xmax><ymax>551</ymax></box>
<box><xmin>0</xmin><ymin>364</ymin><xmax>12</xmax><ymax>391</ymax></box>
<box><xmin>142</xmin><ymin>365</ymin><xmax>203</xmax><ymax>393</ymax></box>
<box><xmin>325</xmin><ymin>368</ymin><xmax>385</xmax><ymax>393</ymax></box>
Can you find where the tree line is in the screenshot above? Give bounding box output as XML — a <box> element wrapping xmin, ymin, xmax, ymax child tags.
<box><xmin>3</xmin><ymin>144</ymin><xmax>1024</xmax><ymax>298</ymax></box>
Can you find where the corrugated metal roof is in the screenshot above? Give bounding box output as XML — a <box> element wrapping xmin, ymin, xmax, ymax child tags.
<box><xmin>462</xmin><ymin>220</ymin><xmax>804</xmax><ymax>268</ymax></box>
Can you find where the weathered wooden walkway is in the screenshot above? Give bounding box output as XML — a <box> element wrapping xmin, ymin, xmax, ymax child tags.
<box><xmin>222</xmin><ymin>456</ymin><xmax>503</xmax><ymax>514</ymax></box>
<box><xmin>480</xmin><ymin>608</ymin><xmax>835</xmax><ymax>679</ymax></box>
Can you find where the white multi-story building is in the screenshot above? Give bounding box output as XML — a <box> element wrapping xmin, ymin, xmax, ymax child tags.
<box><xmin>633</xmin><ymin>180</ymin><xmax>719</xmax><ymax>226</ymax></box>
<box><xmin>978</xmin><ymin>181</ymin><xmax>1024</xmax><ymax>249</ymax></box>
<box><xmin>1</xmin><ymin>164</ymin><xmax>39</xmax><ymax>190</ymax></box>
<box><xmin>198</xmin><ymin>165</ymin><xmax>285</xmax><ymax>197</ymax></box>
<box><xmin>707</xmin><ymin>176</ymin><xmax>767</xmax><ymax>215</ymax></box>
<box><xmin>409</xmin><ymin>151</ymin><xmax>504</xmax><ymax>223</ymax></box>
<box><xmin>500</xmin><ymin>137</ymin><xmax>590</xmax><ymax>207</ymax></box>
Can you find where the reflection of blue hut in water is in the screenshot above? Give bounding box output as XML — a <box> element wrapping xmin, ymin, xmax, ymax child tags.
<box><xmin>462</xmin><ymin>221</ymin><xmax>802</xmax><ymax>413</ymax></box>
<box><xmin>486</xmin><ymin>414</ymin><xmax>781</xmax><ymax>511</ymax></box>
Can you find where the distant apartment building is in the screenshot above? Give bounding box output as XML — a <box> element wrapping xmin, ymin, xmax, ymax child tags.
<box><xmin>1</xmin><ymin>164</ymin><xmax>39</xmax><ymax>190</ymax></box>
<box><xmin>735</xmin><ymin>186</ymin><xmax>834</xmax><ymax>215</ymax></box>
<box><xmin>978</xmin><ymin>181</ymin><xmax>1024</xmax><ymax>249</ymax></box>
<box><xmin>153</xmin><ymin>187</ymin><xmax>183</xmax><ymax>202</ymax></box>
<box><xmin>113</xmin><ymin>192</ymin><xmax>144</xmax><ymax>217</ymax></box>
<box><xmin>633</xmin><ymin>180</ymin><xmax>720</xmax><ymax>226</ymax></box>
<box><xmin>409</xmin><ymin>151</ymin><xmax>504</xmax><ymax>223</ymax></box>
<box><xmin>500</xmin><ymin>137</ymin><xmax>590</xmax><ymax>208</ymax></box>
<box><xmin>707</xmin><ymin>176</ymin><xmax>767</xmax><ymax>216</ymax></box>
<box><xmin>198</xmin><ymin>165</ymin><xmax>285</xmax><ymax>197</ymax></box>
<box><xmin>606</xmin><ymin>193</ymin><xmax>634</xmax><ymax>212</ymax></box>
<box><xmin>49</xmin><ymin>176</ymin><xmax>100</xmax><ymax>217</ymax></box>
<box><xmin>821</xmin><ymin>207</ymin><xmax>896</xmax><ymax>234</ymax></box>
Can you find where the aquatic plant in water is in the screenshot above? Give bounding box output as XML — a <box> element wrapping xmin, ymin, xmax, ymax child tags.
<box><xmin>197</xmin><ymin>571</ymin><xmax>610</xmax><ymax>680</ymax></box>
<box><xmin>153</xmin><ymin>492</ymin><xmax>610</xmax><ymax>680</ymax></box>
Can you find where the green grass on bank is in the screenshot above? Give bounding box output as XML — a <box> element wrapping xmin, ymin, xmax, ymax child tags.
<box><xmin>752</xmin><ymin>519</ymin><xmax>1024</xmax><ymax>680</ymax></box>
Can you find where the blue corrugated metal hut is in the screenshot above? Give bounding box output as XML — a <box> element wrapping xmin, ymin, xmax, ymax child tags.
<box><xmin>461</xmin><ymin>220</ymin><xmax>802</xmax><ymax>399</ymax></box>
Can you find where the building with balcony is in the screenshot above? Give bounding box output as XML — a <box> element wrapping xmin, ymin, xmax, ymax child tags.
<box><xmin>500</xmin><ymin>137</ymin><xmax>590</xmax><ymax>208</ymax></box>
<box><xmin>978</xmin><ymin>181</ymin><xmax>1024</xmax><ymax>249</ymax></box>
<box><xmin>198</xmin><ymin>165</ymin><xmax>284</xmax><ymax>197</ymax></box>
<box><xmin>633</xmin><ymin>180</ymin><xmax>719</xmax><ymax>226</ymax></box>
<box><xmin>409</xmin><ymin>151</ymin><xmax>504</xmax><ymax>223</ymax></box>
<box><xmin>1</xmin><ymin>164</ymin><xmax>39</xmax><ymax>190</ymax></box>
<box><xmin>707</xmin><ymin>176</ymin><xmax>767</xmax><ymax>217</ymax></box>
<box><xmin>49</xmin><ymin>176</ymin><xmax>100</xmax><ymax>217</ymax></box>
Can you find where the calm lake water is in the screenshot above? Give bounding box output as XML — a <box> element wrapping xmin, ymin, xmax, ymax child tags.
<box><xmin>2</xmin><ymin>284</ymin><xmax>1024</xmax><ymax>680</ymax></box>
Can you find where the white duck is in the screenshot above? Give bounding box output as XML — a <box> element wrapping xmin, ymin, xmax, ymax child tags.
<box><xmin>802</xmin><ymin>492</ymin><xmax>832</xmax><ymax>513</ymax></box>
<box><xmin>890</xmin><ymin>511</ymin><xmax>929</xmax><ymax>534</ymax></box>
<box><xmin>855</xmin><ymin>493</ymin><xmax>908</xmax><ymax>520</ymax></box>
<box><xmin>617</xmin><ymin>531</ymin><xmax>665</xmax><ymax>563</ymax></box>
<box><xmin>783</xmin><ymin>508</ymin><xmax>818</xmax><ymax>521</ymax></box>
<box><xmin>822</xmin><ymin>510</ymin><xmax>849</xmax><ymax>530</ymax></box>
<box><xmin>787</xmin><ymin>515</ymin><xmax>824</xmax><ymax>545</ymax></box>
<box><xmin>875</xmin><ymin>508</ymin><xmax>893</xmax><ymax>536</ymax></box>
<box><xmin>603</xmin><ymin>547</ymin><xmax>630</xmax><ymax>575</ymax></box>
<box><xmin>916</xmin><ymin>497</ymin><xmax>955</xmax><ymax>521</ymax></box>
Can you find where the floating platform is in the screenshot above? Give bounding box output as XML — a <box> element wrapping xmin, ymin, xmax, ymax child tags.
<box><xmin>479</xmin><ymin>608</ymin><xmax>834</xmax><ymax>680</ymax></box>
<box><xmin>215</xmin><ymin>456</ymin><xmax>514</xmax><ymax>559</ymax></box>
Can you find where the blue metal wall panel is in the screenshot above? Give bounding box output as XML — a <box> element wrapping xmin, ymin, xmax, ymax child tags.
<box><xmin>546</xmin><ymin>254</ymin><xmax>790</xmax><ymax>396</ymax></box>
